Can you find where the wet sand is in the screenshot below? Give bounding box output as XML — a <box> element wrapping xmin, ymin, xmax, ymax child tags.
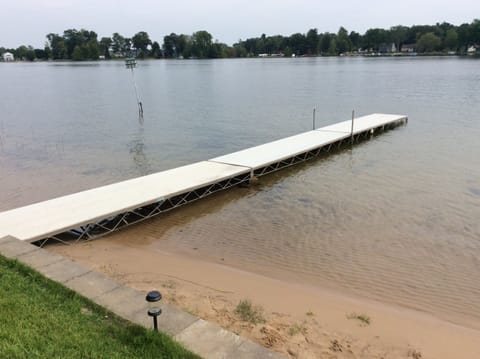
<box><xmin>51</xmin><ymin>239</ymin><xmax>480</xmax><ymax>359</ymax></box>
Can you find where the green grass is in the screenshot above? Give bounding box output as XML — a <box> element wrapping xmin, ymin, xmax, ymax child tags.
<box><xmin>0</xmin><ymin>255</ymin><xmax>200</xmax><ymax>359</ymax></box>
<box><xmin>234</xmin><ymin>300</ymin><xmax>265</xmax><ymax>324</ymax></box>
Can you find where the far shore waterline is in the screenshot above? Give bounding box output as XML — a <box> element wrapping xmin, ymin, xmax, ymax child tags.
<box><xmin>2</xmin><ymin>53</ymin><xmax>480</xmax><ymax>64</ymax></box>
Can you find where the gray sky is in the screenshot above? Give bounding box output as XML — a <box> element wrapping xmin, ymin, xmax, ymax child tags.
<box><xmin>2</xmin><ymin>0</ymin><xmax>479</xmax><ymax>48</ymax></box>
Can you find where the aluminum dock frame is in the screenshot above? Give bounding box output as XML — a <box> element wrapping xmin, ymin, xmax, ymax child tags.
<box><xmin>0</xmin><ymin>113</ymin><xmax>407</xmax><ymax>246</ymax></box>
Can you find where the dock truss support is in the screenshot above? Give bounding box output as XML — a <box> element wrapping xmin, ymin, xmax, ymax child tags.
<box><xmin>36</xmin><ymin>172</ymin><xmax>251</xmax><ymax>247</ymax></box>
<box><xmin>34</xmin><ymin>117</ymin><xmax>406</xmax><ymax>247</ymax></box>
<box><xmin>253</xmin><ymin>120</ymin><xmax>404</xmax><ymax>177</ymax></box>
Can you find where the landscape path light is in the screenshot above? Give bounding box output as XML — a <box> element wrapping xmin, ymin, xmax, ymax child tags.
<box><xmin>146</xmin><ymin>290</ymin><xmax>162</xmax><ymax>331</ymax></box>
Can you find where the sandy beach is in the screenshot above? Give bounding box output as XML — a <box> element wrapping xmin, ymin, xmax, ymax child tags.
<box><xmin>51</xmin><ymin>238</ymin><xmax>480</xmax><ymax>359</ymax></box>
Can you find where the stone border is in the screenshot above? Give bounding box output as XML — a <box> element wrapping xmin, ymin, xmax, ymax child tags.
<box><xmin>0</xmin><ymin>236</ymin><xmax>285</xmax><ymax>359</ymax></box>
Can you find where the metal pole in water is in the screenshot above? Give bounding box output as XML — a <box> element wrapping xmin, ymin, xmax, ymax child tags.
<box><xmin>350</xmin><ymin>109</ymin><xmax>355</xmax><ymax>144</ymax></box>
<box><xmin>313</xmin><ymin>108</ymin><xmax>316</xmax><ymax>130</ymax></box>
<box><xmin>130</xmin><ymin>67</ymin><xmax>144</xmax><ymax>123</ymax></box>
<box><xmin>125</xmin><ymin>58</ymin><xmax>144</xmax><ymax>123</ymax></box>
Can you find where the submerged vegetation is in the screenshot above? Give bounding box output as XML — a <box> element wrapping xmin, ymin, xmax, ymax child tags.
<box><xmin>1</xmin><ymin>19</ymin><xmax>479</xmax><ymax>61</ymax></box>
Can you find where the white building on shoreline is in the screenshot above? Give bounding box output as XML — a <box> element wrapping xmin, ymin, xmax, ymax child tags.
<box><xmin>2</xmin><ymin>52</ymin><xmax>14</xmax><ymax>61</ymax></box>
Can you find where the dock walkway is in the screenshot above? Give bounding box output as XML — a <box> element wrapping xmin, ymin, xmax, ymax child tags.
<box><xmin>0</xmin><ymin>113</ymin><xmax>407</xmax><ymax>245</ymax></box>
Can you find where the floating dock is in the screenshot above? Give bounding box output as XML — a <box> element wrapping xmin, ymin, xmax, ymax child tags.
<box><xmin>0</xmin><ymin>113</ymin><xmax>407</xmax><ymax>246</ymax></box>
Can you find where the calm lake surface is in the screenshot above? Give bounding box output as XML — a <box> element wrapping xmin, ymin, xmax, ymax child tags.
<box><xmin>1</xmin><ymin>57</ymin><xmax>479</xmax><ymax>327</ymax></box>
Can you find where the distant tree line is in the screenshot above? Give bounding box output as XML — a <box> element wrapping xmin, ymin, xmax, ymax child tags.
<box><xmin>1</xmin><ymin>19</ymin><xmax>479</xmax><ymax>61</ymax></box>
<box><xmin>234</xmin><ymin>20</ymin><xmax>480</xmax><ymax>56</ymax></box>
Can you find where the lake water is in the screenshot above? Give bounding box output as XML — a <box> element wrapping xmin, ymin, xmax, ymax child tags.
<box><xmin>1</xmin><ymin>57</ymin><xmax>479</xmax><ymax>328</ymax></box>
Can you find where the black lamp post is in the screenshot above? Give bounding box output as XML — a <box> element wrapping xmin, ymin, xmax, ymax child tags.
<box><xmin>146</xmin><ymin>290</ymin><xmax>162</xmax><ymax>331</ymax></box>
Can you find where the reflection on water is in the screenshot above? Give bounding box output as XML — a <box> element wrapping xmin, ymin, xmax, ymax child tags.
<box><xmin>128</xmin><ymin>125</ymin><xmax>151</xmax><ymax>176</ymax></box>
<box><xmin>1</xmin><ymin>57</ymin><xmax>480</xmax><ymax>328</ymax></box>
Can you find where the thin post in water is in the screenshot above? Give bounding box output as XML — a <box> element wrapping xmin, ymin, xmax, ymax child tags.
<box><xmin>125</xmin><ymin>58</ymin><xmax>144</xmax><ymax>123</ymax></box>
<box><xmin>350</xmin><ymin>109</ymin><xmax>355</xmax><ymax>144</ymax></box>
<box><xmin>313</xmin><ymin>108</ymin><xmax>316</xmax><ymax>130</ymax></box>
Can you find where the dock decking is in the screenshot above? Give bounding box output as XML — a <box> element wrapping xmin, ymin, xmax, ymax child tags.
<box><xmin>0</xmin><ymin>113</ymin><xmax>407</xmax><ymax>245</ymax></box>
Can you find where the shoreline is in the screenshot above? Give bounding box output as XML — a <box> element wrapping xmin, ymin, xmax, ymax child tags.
<box><xmin>156</xmin><ymin>241</ymin><xmax>480</xmax><ymax>333</ymax></box>
<box><xmin>2</xmin><ymin>54</ymin><xmax>479</xmax><ymax>65</ymax></box>
<box><xmin>50</xmin><ymin>239</ymin><xmax>480</xmax><ymax>359</ymax></box>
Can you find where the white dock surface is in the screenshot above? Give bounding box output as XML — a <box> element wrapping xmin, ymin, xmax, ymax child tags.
<box><xmin>319</xmin><ymin>113</ymin><xmax>405</xmax><ymax>133</ymax></box>
<box><xmin>0</xmin><ymin>161</ymin><xmax>249</xmax><ymax>242</ymax></box>
<box><xmin>211</xmin><ymin>113</ymin><xmax>405</xmax><ymax>169</ymax></box>
<box><xmin>0</xmin><ymin>113</ymin><xmax>406</xmax><ymax>243</ymax></box>
<box><xmin>211</xmin><ymin>130</ymin><xmax>348</xmax><ymax>169</ymax></box>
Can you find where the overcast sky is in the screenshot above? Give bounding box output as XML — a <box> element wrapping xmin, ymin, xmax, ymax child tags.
<box><xmin>2</xmin><ymin>0</ymin><xmax>479</xmax><ymax>48</ymax></box>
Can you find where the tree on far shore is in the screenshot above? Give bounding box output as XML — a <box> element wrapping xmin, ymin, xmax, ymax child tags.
<box><xmin>416</xmin><ymin>32</ymin><xmax>441</xmax><ymax>53</ymax></box>
<box><xmin>132</xmin><ymin>31</ymin><xmax>151</xmax><ymax>58</ymax></box>
<box><xmin>99</xmin><ymin>37</ymin><xmax>112</xmax><ymax>59</ymax></box>
<box><xmin>444</xmin><ymin>29</ymin><xmax>459</xmax><ymax>50</ymax></box>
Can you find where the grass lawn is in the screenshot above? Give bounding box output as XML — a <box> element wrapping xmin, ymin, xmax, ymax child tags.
<box><xmin>0</xmin><ymin>254</ymin><xmax>200</xmax><ymax>358</ymax></box>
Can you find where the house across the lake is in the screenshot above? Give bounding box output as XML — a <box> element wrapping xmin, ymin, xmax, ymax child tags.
<box><xmin>401</xmin><ymin>44</ymin><xmax>416</xmax><ymax>53</ymax></box>
<box><xmin>378</xmin><ymin>43</ymin><xmax>396</xmax><ymax>53</ymax></box>
<box><xmin>2</xmin><ymin>52</ymin><xmax>14</xmax><ymax>62</ymax></box>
